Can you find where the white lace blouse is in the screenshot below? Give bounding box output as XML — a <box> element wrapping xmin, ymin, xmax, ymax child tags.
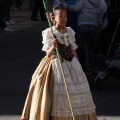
<box><xmin>42</xmin><ymin>26</ymin><xmax>78</xmax><ymax>51</ymax></box>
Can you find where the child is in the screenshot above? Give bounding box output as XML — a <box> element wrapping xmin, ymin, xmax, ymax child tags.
<box><xmin>21</xmin><ymin>6</ymin><xmax>97</xmax><ymax>120</ymax></box>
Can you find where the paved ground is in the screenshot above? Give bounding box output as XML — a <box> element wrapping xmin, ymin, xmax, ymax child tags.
<box><xmin>0</xmin><ymin>0</ymin><xmax>120</xmax><ymax>120</ymax></box>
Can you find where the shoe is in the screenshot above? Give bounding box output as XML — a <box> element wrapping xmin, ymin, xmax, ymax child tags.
<box><xmin>14</xmin><ymin>7</ymin><xmax>21</xmax><ymax>11</ymax></box>
<box><xmin>94</xmin><ymin>71</ymin><xmax>108</xmax><ymax>81</ymax></box>
<box><xmin>31</xmin><ymin>18</ymin><xmax>39</xmax><ymax>21</ymax></box>
<box><xmin>6</xmin><ymin>21</ymin><xmax>10</xmax><ymax>26</ymax></box>
<box><xmin>8</xmin><ymin>20</ymin><xmax>15</xmax><ymax>25</ymax></box>
<box><xmin>14</xmin><ymin>8</ymin><xmax>19</xmax><ymax>11</ymax></box>
<box><xmin>85</xmin><ymin>71</ymin><xmax>92</xmax><ymax>76</ymax></box>
<box><xmin>3</xmin><ymin>28</ymin><xmax>12</xmax><ymax>32</ymax></box>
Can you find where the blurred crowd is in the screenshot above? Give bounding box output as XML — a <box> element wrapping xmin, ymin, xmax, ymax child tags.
<box><xmin>0</xmin><ymin>0</ymin><xmax>47</xmax><ymax>34</ymax></box>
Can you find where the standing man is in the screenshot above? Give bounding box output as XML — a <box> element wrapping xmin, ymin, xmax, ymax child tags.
<box><xmin>6</xmin><ymin>0</ymin><xmax>15</xmax><ymax>25</ymax></box>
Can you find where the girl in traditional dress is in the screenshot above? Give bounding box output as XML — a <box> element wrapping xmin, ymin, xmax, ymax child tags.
<box><xmin>21</xmin><ymin>6</ymin><xmax>97</xmax><ymax>120</ymax></box>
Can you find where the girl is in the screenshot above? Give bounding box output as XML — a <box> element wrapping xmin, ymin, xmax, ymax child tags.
<box><xmin>21</xmin><ymin>6</ymin><xmax>97</xmax><ymax>120</ymax></box>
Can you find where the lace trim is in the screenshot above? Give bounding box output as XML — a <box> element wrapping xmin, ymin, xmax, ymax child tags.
<box><xmin>51</xmin><ymin>108</ymin><xmax>96</xmax><ymax>117</ymax></box>
<box><xmin>53</xmin><ymin>84</ymin><xmax>90</xmax><ymax>93</ymax></box>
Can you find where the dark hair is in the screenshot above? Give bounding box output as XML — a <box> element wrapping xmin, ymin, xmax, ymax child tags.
<box><xmin>52</xmin><ymin>6</ymin><xmax>66</xmax><ymax>16</ymax></box>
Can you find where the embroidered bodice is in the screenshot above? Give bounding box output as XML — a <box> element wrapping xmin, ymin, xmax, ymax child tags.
<box><xmin>55</xmin><ymin>41</ymin><xmax>73</xmax><ymax>61</ymax></box>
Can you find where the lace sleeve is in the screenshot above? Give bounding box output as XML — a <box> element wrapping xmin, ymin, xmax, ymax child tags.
<box><xmin>42</xmin><ymin>28</ymin><xmax>53</xmax><ymax>51</ymax></box>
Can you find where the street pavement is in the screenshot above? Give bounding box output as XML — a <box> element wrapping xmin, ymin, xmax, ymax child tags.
<box><xmin>0</xmin><ymin>0</ymin><xmax>120</xmax><ymax>120</ymax></box>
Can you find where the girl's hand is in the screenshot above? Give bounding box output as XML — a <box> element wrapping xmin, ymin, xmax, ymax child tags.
<box><xmin>46</xmin><ymin>38</ymin><xmax>58</xmax><ymax>58</ymax></box>
<box><xmin>50</xmin><ymin>54</ymin><xmax>57</xmax><ymax>59</ymax></box>
<box><xmin>51</xmin><ymin>38</ymin><xmax>57</xmax><ymax>50</ymax></box>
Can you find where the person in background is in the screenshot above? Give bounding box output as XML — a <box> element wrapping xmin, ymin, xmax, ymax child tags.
<box><xmin>94</xmin><ymin>46</ymin><xmax>120</xmax><ymax>86</ymax></box>
<box><xmin>98</xmin><ymin>0</ymin><xmax>108</xmax><ymax>32</ymax></box>
<box><xmin>29</xmin><ymin>0</ymin><xmax>34</xmax><ymax>10</ymax></box>
<box><xmin>98</xmin><ymin>0</ymin><xmax>108</xmax><ymax>55</ymax></box>
<box><xmin>6</xmin><ymin>0</ymin><xmax>15</xmax><ymax>26</ymax></box>
<box><xmin>61</xmin><ymin>0</ymin><xmax>102</xmax><ymax>75</ymax></box>
<box><xmin>14</xmin><ymin>0</ymin><xmax>22</xmax><ymax>11</ymax></box>
<box><xmin>0</xmin><ymin>0</ymin><xmax>12</xmax><ymax>33</ymax></box>
<box><xmin>31</xmin><ymin>0</ymin><xmax>46</xmax><ymax>21</ymax></box>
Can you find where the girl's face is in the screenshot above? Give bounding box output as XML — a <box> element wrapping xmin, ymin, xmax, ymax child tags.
<box><xmin>54</xmin><ymin>9</ymin><xmax>67</xmax><ymax>27</ymax></box>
